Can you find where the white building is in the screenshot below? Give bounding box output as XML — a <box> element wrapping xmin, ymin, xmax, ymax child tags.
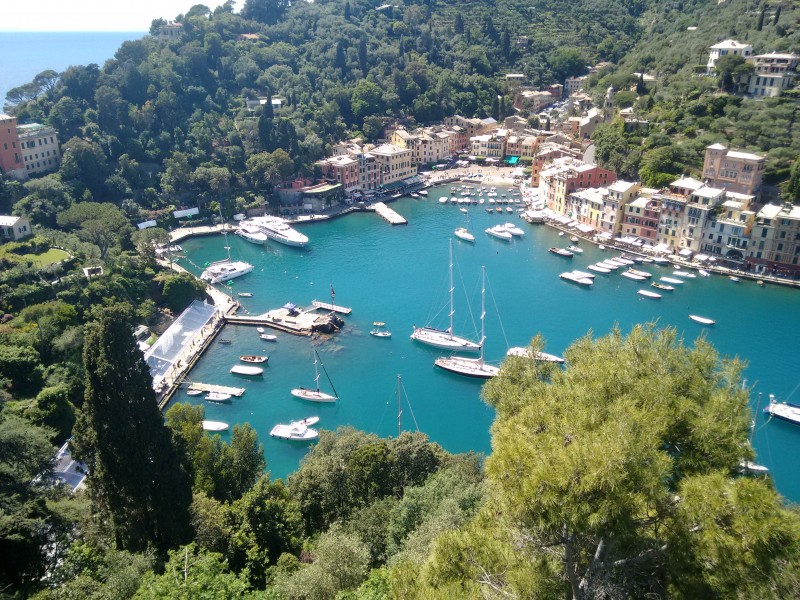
<box><xmin>17</xmin><ymin>124</ymin><xmax>61</xmax><ymax>176</ymax></box>
<box><xmin>741</xmin><ymin>52</ymin><xmax>800</xmax><ymax>97</ymax></box>
<box><xmin>706</xmin><ymin>39</ymin><xmax>752</xmax><ymax>74</ymax></box>
<box><xmin>0</xmin><ymin>215</ymin><xmax>32</xmax><ymax>242</ymax></box>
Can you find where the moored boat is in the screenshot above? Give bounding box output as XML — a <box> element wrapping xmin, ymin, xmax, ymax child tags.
<box><xmin>587</xmin><ymin>264</ymin><xmax>611</xmax><ymax>274</ymax></box>
<box><xmin>235</xmin><ymin>224</ymin><xmax>268</xmax><ymax>245</ymax></box>
<box><xmin>637</xmin><ymin>289</ymin><xmax>662</xmax><ymax>299</ymax></box>
<box><xmin>764</xmin><ymin>394</ymin><xmax>800</xmax><ymax>427</ymax></box>
<box><xmin>202</xmin><ymin>420</ymin><xmax>229</xmax><ymax>432</ymax></box>
<box><xmin>673</xmin><ymin>270</ymin><xmax>696</xmax><ymax>278</ymax></box>
<box><xmin>454</xmin><ymin>227</ymin><xmax>476</xmax><ymax>242</ymax></box>
<box><xmin>186</xmin><ymin>388</ymin><xmax>203</xmax><ymax>396</ymax></box>
<box><xmin>660</xmin><ymin>277</ymin><xmax>683</xmax><ymax>285</ymax></box>
<box><xmin>560</xmin><ymin>271</ymin><xmax>593</xmax><ymax>286</ymax></box>
<box><xmin>291</xmin><ymin>349</ymin><xmax>338</xmax><ymax>402</ymax></box>
<box><xmin>260</xmin><ymin>334</ymin><xmax>278</xmax><ymax>341</ymax></box>
<box><xmin>237</xmin><ymin>292</ymin><xmax>253</xmax><ymax>298</ymax></box>
<box><xmin>506</xmin><ymin>346</ymin><xmax>565</xmax><ymax>363</ymax></box>
<box><xmin>698</xmin><ymin>269</ymin><xmax>711</xmax><ymax>277</ymax></box>
<box><xmin>249</xmin><ymin>216</ymin><xmax>309</xmax><ymax>247</ymax></box>
<box><xmin>201</xmin><ymin>259</ymin><xmax>254</xmax><ymax>284</ymax></box>
<box><xmin>240</xmin><ymin>355</ymin><xmax>268</xmax><ymax>363</ymax></box>
<box><xmin>205</xmin><ymin>392</ymin><xmax>232</xmax><ymax>402</ymax></box>
<box><xmin>621</xmin><ymin>270</ymin><xmax>646</xmax><ymax>281</ymax></box>
<box><xmin>566</xmin><ymin>245</ymin><xmax>583</xmax><ymax>253</ymax></box>
<box><xmin>730</xmin><ymin>276</ymin><xmax>741</xmax><ymax>282</ymax></box>
<box><xmin>218</xmin><ymin>339</ymin><xmax>232</xmax><ymax>344</ymax></box>
<box><xmin>627</xmin><ymin>268</ymin><xmax>652</xmax><ymax>279</ymax></box>
<box><xmin>598</xmin><ymin>260</ymin><xmax>619</xmax><ymax>270</ymax></box>
<box><xmin>548</xmin><ymin>247</ymin><xmax>574</xmax><ymax>257</ymax></box>
<box><xmin>651</xmin><ymin>282</ymin><xmax>674</xmax><ymax>291</ymax></box>
<box><xmin>486</xmin><ymin>225</ymin><xmax>513</xmax><ymax>241</ymax></box>
<box><xmin>270</xmin><ymin>421</ymin><xmax>319</xmax><ymax>441</ymax></box>
<box><xmin>570</xmin><ymin>270</ymin><xmax>595</xmax><ymax>280</ymax></box>
<box><xmin>501</xmin><ymin>223</ymin><xmax>525</xmax><ymax>236</ymax></box>
<box><xmin>689</xmin><ymin>314</ymin><xmax>715</xmax><ymax>325</ymax></box>
<box><xmin>230</xmin><ymin>365</ymin><xmax>264</xmax><ymax>376</ymax></box>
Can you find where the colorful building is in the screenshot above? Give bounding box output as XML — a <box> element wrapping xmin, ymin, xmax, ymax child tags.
<box><xmin>702</xmin><ymin>143</ymin><xmax>765</xmax><ymax>198</ymax></box>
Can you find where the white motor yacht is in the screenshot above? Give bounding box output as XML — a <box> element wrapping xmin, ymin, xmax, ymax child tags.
<box><xmin>501</xmin><ymin>222</ymin><xmax>525</xmax><ymax>236</ymax></box>
<box><xmin>270</xmin><ymin>421</ymin><xmax>319</xmax><ymax>441</ymax></box>
<box><xmin>251</xmin><ymin>216</ymin><xmax>309</xmax><ymax>247</ymax></box>
<box><xmin>201</xmin><ymin>259</ymin><xmax>254</xmax><ymax>284</ymax></box>
<box><xmin>506</xmin><ymin>346</ymin><xmax>565</xmax><ymax>363</ymax></box>
<box><xmin>560</xmin><ymin>272</ymin><xmax>593</xmax><ymax>286</ymax></box>
<box><xmin>235</xmin><ymin>223</ymin><xmax>268</xmax><ymax>245</ymax></box>
<box><xmin>486</xmin><ymin>226</ymin><xmax>513</xmax><ymax>241</ymax></box>
<box><xmin>454</xmin><ymin>227</ymin><xmax>476</xmax><ymax>243</ymax></box>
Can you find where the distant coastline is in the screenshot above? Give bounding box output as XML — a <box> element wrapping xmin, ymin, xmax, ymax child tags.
<box><xmin>0</xmin><ymin>31</ymin><xmax>145</xmax><ymax>104</ymax></box>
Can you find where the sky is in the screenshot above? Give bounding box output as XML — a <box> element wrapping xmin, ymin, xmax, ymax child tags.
<box><xmin>0</xmin><ymin>1</ymin><xmax>227</xmax><ymax>32</ymax></box>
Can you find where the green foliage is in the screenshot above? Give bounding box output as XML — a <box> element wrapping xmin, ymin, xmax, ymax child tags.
<box><xmin>288</xmin><ymin>428</ymin><xmax>444</xmax><ymax>535</ymax></box>
<box><xmin>0</xmin><ymin>343</ymin><xmax>44</xmax><ymax>397</ymax></box>
<box><xmin>159</xmin><ymin>272</ymin><xmax>206</xmax><ymax>313</ymax></box>
<box><xmin>73</xmin><ymin>304</ymin><xmax>193</xmax><ymax>553</ymax></box>
<box><xmin>0</xmin><ymin>410</ymin><xmax>57</xmax><ymax>591</ymax></box>
<box><xmin>415</xmin><ymin>325</ymin><xmax>800</xmax><ymax>598</ymax></box>
<box><xmin>57</xmin><ymin>202</ymin><xmax>131</xmax><ymax>260</ymax></box>
<box><xmin>133</xmin><ymin>543</ymin><xmax>250</xmax><ymax>599</ymax></box>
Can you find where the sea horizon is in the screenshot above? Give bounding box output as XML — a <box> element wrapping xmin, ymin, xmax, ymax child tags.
<box><xmin>0</xmin><ymin>31</ymin><xmax>146</xmax><ymax>105</ymax></box>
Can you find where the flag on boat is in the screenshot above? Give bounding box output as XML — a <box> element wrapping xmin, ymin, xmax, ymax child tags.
<box><xmin>330</xmin><ymin>284</ymin><xmax>335</xmax><ymax>299</ymax></box>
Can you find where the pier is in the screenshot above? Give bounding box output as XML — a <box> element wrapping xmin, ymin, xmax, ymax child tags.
<box><xmin>182</xmin><ymin>382</ymin><xmax>246</xmax><ymax>397</ymax></box>
<box><xmin>311</xmin><ymin>300</ymin><xmax>352</xmax><ymax>314</ymax></box>
<box><xmin>370</xmin><ymin>202</ymin><xmax>408</xmax><ymax>225</ymax></box>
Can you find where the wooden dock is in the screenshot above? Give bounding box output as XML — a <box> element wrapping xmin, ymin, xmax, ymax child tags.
<box><xmin>183</xmin><ymin>382</ymin><xmax>246</xmax><ymax>397</ymax></box>
<box><xmin>371</xmin><ymin>202</ymin><xmax>408</xmax><ymax>225</ymax></box>
<box><xmin>311</xmin><ymin>300</ymin><xmax>352</xmax><ymax>314</ymax></box>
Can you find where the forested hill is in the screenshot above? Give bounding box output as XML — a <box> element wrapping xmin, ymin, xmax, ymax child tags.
<box><xmin>4</xmin><ymin>0</ymin><xmax>649</xmax><ymax>221</ymax></box>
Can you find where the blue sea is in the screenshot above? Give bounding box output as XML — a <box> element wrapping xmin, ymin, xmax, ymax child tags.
<box><xmin>173</xmin><ymin>186</ymin><xmax>800</xmax><ymax>503</ymax></box>
<box><xmin>0</xmin><ymin>32</ymin><xmax>144</xmax><ymax>105</ymax></box>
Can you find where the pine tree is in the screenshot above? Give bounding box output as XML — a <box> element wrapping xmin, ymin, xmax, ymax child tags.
<box><xmin>773</xmin><ymin>5</ymin><xmax>781</xmax><ymax>26</ymax></box>
<box><xmin>453</xmin><ymin>13</ymin><xmax>464</xmax><ymax>35</ymax></box>
<box><xmin>358</xmin><ymin>38</ymin><xmax>368</xmax><ymax>75</ymax></box>
<box><xmin>757</xmin><ymin>7</ymin><xmax>765</xmax><ymax>31</ymax></box>
<box><xmin>73</xmin><ymin>304</ymin><xmax>192</xmax><ymax>553</ymax></box>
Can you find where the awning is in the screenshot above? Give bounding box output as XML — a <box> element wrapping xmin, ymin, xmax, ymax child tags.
<box><xmin>653</xmin><ymin>243</ymin><xmax>671</xmax><ymax>254</ymax></box>
<box><xmin>597</xmin><ymin>232</ymin><xmax>613</xmax><ymax>240</ymax></box>
<box><xmin>576</xmin><ymin>224</ymin><xmax>594</xmax><ymax>233</ymax></box>
<box><xmin>679</xmin><ymin>248</ymin><xmax>693</xmax><ymax>257</ymax></box>
<box><xmin>694</xmin><ymin>253</ymin><xmax>709</xmax><ymax>262</ymax></box>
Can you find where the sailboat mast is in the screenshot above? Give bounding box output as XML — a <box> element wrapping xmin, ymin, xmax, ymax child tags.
<box><xmin>397</xmin><ymin>374</ymin><xmax>402</xmax><ymax>438</ymax></box>
<box><xmin>448</xmin><ymin>240</ymin><xmax>454</xmax><ymax>336</ymax></box>
<box><xmin>219</xmin><ymin>203</ymin><xmax>231</xmax><ymax>262</ymax></box>
<box><xmin>479</xmin><ymin>266</ymin><xmax>486</xmax><ymax>363</ymax></box>
<box><xmin>313</xmin><ymin>351</ymin><xmax>320</xmax><ymax>391</ymax></box>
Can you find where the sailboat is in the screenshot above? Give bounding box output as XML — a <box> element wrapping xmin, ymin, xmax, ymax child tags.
<box><xmin>201</xmin><ymin>206</ymin><xmax>254</xmax><ymax>284</ymax></box>
<box><xmin>411</xmin><ymin>240</ymin><xmax>481</xmax><ymax>352</ymax></box>
<box><xmin>291</xmin><ymin>348</ymin><xmax>338</xmax><ymax>402</ymax></box>
<box><xmin>434</xmin><ymin>266</ymin><xmax>500</xmax><ymax>379</ymax></box>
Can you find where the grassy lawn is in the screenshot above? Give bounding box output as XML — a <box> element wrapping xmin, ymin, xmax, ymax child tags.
<box><xmin>19</xmin><ymin>248</ymin><xmax>70</xmax><ymax>268</ymax></box>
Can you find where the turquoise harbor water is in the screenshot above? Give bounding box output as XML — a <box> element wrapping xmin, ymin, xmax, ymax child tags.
<box><xmin>174</xmin><ymin>186</ymin><xmax>800</xmax><ymax>502</ymax></box>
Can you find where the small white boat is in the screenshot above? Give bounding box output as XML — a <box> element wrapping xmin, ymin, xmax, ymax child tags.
<box><xmin>637</xmin><ymin>289</ymin><xmax>662</xmax><ymax>299</ymax></box>
<box><xmin>240</xmin><ymin>355</ymin><xmax>268</xmax><ymax>363</ymax></box>
<box><xmin>660</xmin><ymin>277</ymin><xmax>683</xmax><ymax>285</ymax></box>
<box><xmin>230</xmin><ymin>365</ymin><xmax>264</xmax><ymax>376</ymax></box>
<box><xmin>454</xmin><ymin>227</ymin><xmax>476</xmax><ymax>243</ymax></box>
<box><xmin>698</xmin><ymin>269</ymin><xmax>711</xmax><ymax>277</ymax></box>
<box><xmin>587</xmin><ymin>264</ymin><xmax>611</xmax><ymax>274</ymax></box>
<box><xmin>506</xmin><ymin>347</ymin><xmax>565</xmax><ymax>363</ymax></box>
<box><xmin>673</xmin><ymin>270</ymin><xmax>696</xmax><ymax>279</ymax></box>
<box><xmin>558</xmin><ymin>231</ymin><xmax>565</xmax><ymax>237</ymax></box>
<box><xmin>501</xmin><ymin>223</ymin><xmax>525</xmax><ymax>236</ymax></box>
<box><xmin>560</xmin><ymin>272</ymin><xmax>593</xmax><ymax>286</ymax></box>
<box><xmin>486</xmin><ymin>226</ymin><xmax>513</xmax><ymax>241</ymax></box>
<box><xmin>270</xmin><ymin>421</ymin><xmax>319</xmax><ymax>441</ymax></box>
<box><xmin>291</xmin><ymin>387</ymin><xmax>337</xmax><ymax>402</ymax></box>
<box><xmin>614</xmin><ymin>257</ymin><xmax>634</xmax><ymax>265</ymax></box>
<box><xmin>598</xmin><ymin>260</ymin><xmax>619</xmax><ymax>270</ymax></box>
<box><xmin>205</xmin><ymin>392</ymin><xmax>231</xmax><ymax>402</ymax></box>
<box><xmin>689</xmin><ymin>315</ymin><xmax>715</xmax><ymax>326</ymax></box>
<box><xmin>505</xmin><ymin>207</ymin><xmax>513</xmax><ymax>213</ymax></box>
<box><xmin>627</xmin><ymin>268</ymin><xmax>652</xmax><ymax>279</ymax></box>
<box><xmin>459</xmin><ymin>207</ymin><xmax>468</xmax><ymax>214</ymax></box>
<box><xmin>566</xmin><ymin>245</ymin><xmax>583</xmax><ymax>254</ymax></box>
<box><xmin>621</xmin><ymin>271</ymin><xmax>646</xmax><ymax>281</ymax></box>
<box><xmin>260</xmin><ymin>334</ymin><xmax>278</xmax><ymax>341</ymax></box>
<box><xmin>370</xmin><ymin>329</ymin><xmax>392</xmax><ymax>338</ymax></box>
<box><xmin>418</xmin><ymin>189</ymin><xmax>428</xmax><ymax>196</ymax></box>
<box><xmin>238</xmin><ymin>292</ymin><xmax>253</xmax><ymax>298</ymax></box>
<box><xmin>256</xmin><ymin>327</ymin><xmax>265</xmax><ymax>334</ymax></box>
<box><xmin>598</xmin><ymin>244</ymin><xmax>606</xmax><ymax>251</ymax></box>
<box><xmin>235</xmin><ymin>224</ymin><xmax>268</xmax><ymax>245</ymax></box>
<box><xmin>652</xmin><ymin>257</ymin><xmax>670</xmax><ymax>264</ymax></box>
<box><xmin>186</xmin><ymin>388</ymin><xmax>203</xmax><ymax>396</ymax></box>
<box><xmin>218</xmin><ymin>338</ymin><xmax>232</xmax><ymax>344</ymax></box>
<box><xmin>571</xmin><ymin>270</ymin><xmax>595</xmax><ymax>280</ymax></box>
<box><xmin>411</xmin><ymin>193</ymin><xmax>420</xmax><ymax>198</ymax></box>
<box><xmin>730</xmin><ymin>276</ymin><xmax>741</xmax><ymax>282</ymax></box>
<box><xmin>202</xmin><ymin>420</ymin><xmax>229</xmax><ymax>432</ymax></box>
<box><xmin>438</xmin><ymin>197</ymin><xmax>448</xmax><ymax>204</ymax></box>
<box><xmin>570</xmin><ymin>235</ymin><xmax>579</xmax><ymax>243</ymax></box>
<box><xmin>651</xmin><ymin>282</ymin><xmax>674</xmax><ymax>291</ymax></box>
<box><xmin>738</xmin><ymin>461</ymin><xmax>769</xmax><ymax>476</ymax></box>
<box><xmin>548</xmin><ymin>247</ymin><xmax>574</xmax><ymax>257</ymax></box>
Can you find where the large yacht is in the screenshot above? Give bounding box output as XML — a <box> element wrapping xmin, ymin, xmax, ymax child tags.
<box><xmin>250</xmin><ymin>217</ymin><xmax>309</xmax><ymax>247</ymax></box>
<box><xmin>235</xmin><ymin>223</ymin><xmax>267</xmax><ymax>245</ymax></box>
<box><xmin>200</xmin><ymin>258</ymin><xmax>254</xmax><ymax>284</ymax></box>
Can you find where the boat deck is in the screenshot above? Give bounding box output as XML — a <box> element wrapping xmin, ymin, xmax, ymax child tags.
<box><xmin>184</xmin><ymin>382</ymin><xmax>246</xmax><ymax>396</ymax></box>
<box><xmin>226</xmin><ymin>313</ymin><xmax>314</xmax><ymax>336</ymax></box>
<box><xmin>370</xmin><ymin>202</ymin><xmax>408</xmax><ymax>225</ymax></box>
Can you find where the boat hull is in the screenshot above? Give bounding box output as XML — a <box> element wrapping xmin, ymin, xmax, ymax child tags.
<box><xmin>434</xmin><ymin>357</ymin><xmax>499</xmax><ymax>379</ymax></box>
<box><xmin>230</xmin><ymin>365</ymin><xmax>264</xmax><ymax>376</ymax></box>
<box><xmin>410</xmin><ymin>327</ymin><xmax>481</xmax><ymax>352</ymax></box>
<box><xmin>291</xmin><ymin>388</ymin><xmax>337</xmax><ymax>402</ymax></box>
<box><xmin>202</xmin><ymin>420</ymin><xmax>229</xmax><ymax>432</ymax></box>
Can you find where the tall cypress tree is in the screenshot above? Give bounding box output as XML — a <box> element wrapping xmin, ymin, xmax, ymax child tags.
<box><xmin>73</xmin><ymin>304</ymin><xmax>192</xmax><ymax>553</ymax></box>
<box><xmin>358</xmin><ymin>38</ymin><xmax>368</xmax><ymax>75</ymax></box>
